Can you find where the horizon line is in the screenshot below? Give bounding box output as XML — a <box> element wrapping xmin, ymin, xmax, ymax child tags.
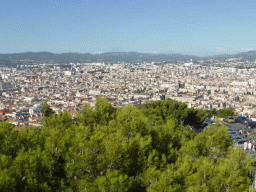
<box><xmin>0</xmin><ymin>50</ymin><xmax>255</xmax><ymax>58</ymax></box>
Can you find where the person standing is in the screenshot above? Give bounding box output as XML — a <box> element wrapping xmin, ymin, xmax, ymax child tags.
<box><xmin>248</xmin><ymin>141</ymin><xmax>252</xmax><ymax>152</ymax></box>
<box><xmin>243</xmin><ymin>128</ymin><xmax>247</xmax><ymax>138</ymax></box>
<box><xmin>248</xmin><ymin>131</ymin><xmax>251</xmax><ymax>139</ymax></box>
<box><xmin>244</xmin><ymin>140</ymin><xmax>248</xmax><ymax>152</ymax></box>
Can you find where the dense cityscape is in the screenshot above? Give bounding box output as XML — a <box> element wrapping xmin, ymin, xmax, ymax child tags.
<box><xmin>1</xmin><ymin>57</ymin><xmax>256</xmax><ymax>127</ymax></box>
<box><xmin>2</xmin><ymin>0</ymin><xmax>256</xmax><ymax>190</ymax></box>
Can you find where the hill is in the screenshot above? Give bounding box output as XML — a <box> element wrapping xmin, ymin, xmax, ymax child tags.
<box><xmin>0</xmin><ymin>50</ymin><xmax>256</xmax><ymax>63</ymax></box>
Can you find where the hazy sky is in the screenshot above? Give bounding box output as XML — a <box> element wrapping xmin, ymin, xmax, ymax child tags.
<box><xmin>1</xmin><ymin>0</ymin><xmax>256</xmax><ymax>56</ymax></box>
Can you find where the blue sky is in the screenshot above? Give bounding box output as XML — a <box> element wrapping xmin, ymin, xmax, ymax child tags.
<box><xmin>1</xmin><ymin>0</ymin><xmax>256</xmax><ymax>56</ymax></box>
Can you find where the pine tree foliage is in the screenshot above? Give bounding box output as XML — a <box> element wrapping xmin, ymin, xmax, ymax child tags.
<box><xmin>39</xmin><ymin>100</ymin><xmax>54</xmax><ymax>118</ymax></box>
<box><xmin>0</xmin><ymin>97</ymin><xmax>252</xmax><ymax>191</ymax></box>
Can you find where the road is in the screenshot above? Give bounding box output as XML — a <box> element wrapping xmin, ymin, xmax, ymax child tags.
<box><xmin>225</xmin><ymin>122</ymin><xmax>247</xmax><ymax>131</ymax></box>
<box><xmin>225</xmin><ymin>122</ymin><xmax>256</xmax><ymax>138</ymax></box>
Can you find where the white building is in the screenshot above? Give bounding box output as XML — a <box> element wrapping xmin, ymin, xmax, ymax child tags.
<box><xmin>232</xmin><ymin>81</ymin><xmax>249</xmax><ymax>87</ymax></box>
<box><xmin>184</xmin><ymin>59</ymin><xmax>193</xmax><ymax>68</ymax></box>
<box><xmin>249</xmin><ymin>79</ymin><xmax>255</xmax><ymax>86</ymax></box>
<box><xmin>64</xmin><ymin>71</ymin><xmax>72</xmax><ymax>76</ymax></box>
<box><xmin>230</xmin><ymin>67</ymin><xmax>238</xmax><ymax>73</ymax></box>
<box><xmin>23</xmin><ymin>97</ymin><xmax>37</xmax><ymax>102</ymax></box>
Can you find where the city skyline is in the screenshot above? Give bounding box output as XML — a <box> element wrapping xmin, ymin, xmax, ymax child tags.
<box><xmin>1</xmin><ymin>0</ymin><xmax>256</xmax><ymax>56</ymax></box>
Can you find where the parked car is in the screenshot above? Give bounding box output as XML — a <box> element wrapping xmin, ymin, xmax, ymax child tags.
<box><xmin>250</xmin><ymin>117</ymin><xmax>256</xmax><ymax>122</ymax></box>
<box><xmin>231</xmin><ymin>135</ymin><xmax>243</xmax><ymax>140</ymax></box>
<box><xmin>235</xmin><ymin>116</ymin><xmax>248</xmax><ymax>123</ymax></box>
<box><xmin>243</xmin><ymin>119</ymin><xmax>251</xmax><ymax>125</ymax></box>
<box><xmin>201</xmin><ymin>118</ymin><xmax>215</xmax><ymax>127</ymax></box>
<box><xmin>224</xmin><ymin>116</ymin><xmax>236</xmax><ymax>123</ymax></box>
<box><xmin>246</xmin><ymin>120</ymin><xmax>256</xmax><ymax>129</ymax></box>
<box><xmin>227</xmin><ymin>127</ymin><xmax>235</xmax><ymax>132</ymax></box>
<box><xmin>234</xmin><ymin>139</ymin><xmax>247</xmax><ymax>149</ymax></box>
<box><xmin>228</xmin><ymin>131</ymin><xmax>238</xmax><ymax>134</ymax></box>
<box><xmin>228</xmin><ymin>131</ymin><xmax>240</xmax><ymax>138</ymax></box>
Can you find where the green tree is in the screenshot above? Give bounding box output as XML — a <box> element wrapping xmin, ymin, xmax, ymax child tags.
<box><xmin>39</xmin><ymin>100</ymin><xmax>54</xmax><ymax>118</ymax></box>
<box><xmin>216</xmin><ymin>108</ymin><xmax>234</xmax><ymax>118</ymax></box>
<box><xmin>76</xmin><ymin>103</ymin><xmax>96</xmax><ymax>128</ymax></box>
<box><xmin>95</xmin><ymin>95</ymin><xmax>115</xmax><ymax>126</ymax></box>
<box><xmin>0</xmin><ymin>100</ymin><xmax>253</xmax><ymax>191</ymax></box>
<box><xmin>77</xmin><ymin>95</ymin><xmax>115</xmax><ymax>127</ymax></box>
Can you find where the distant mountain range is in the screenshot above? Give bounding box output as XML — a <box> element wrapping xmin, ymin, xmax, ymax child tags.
<box><xmin>0</xmin><ymin>51</ymin><xmax>256</xmax><ymax>63</ymax></box>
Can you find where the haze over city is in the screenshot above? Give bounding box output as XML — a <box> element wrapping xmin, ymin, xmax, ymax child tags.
<box><xmin>1</xmin><ymin>0</ymin><xmax>256</xmax><ymax>56</ymax></box>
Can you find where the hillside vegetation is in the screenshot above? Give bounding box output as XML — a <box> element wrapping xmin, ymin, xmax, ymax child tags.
<box><xmin>0</xmin><ymin>97</ymin><xmax>251</xmax><ymax>191</ymax></box>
